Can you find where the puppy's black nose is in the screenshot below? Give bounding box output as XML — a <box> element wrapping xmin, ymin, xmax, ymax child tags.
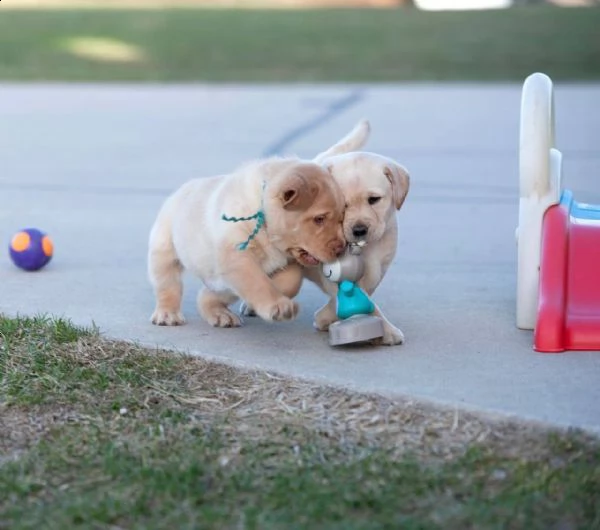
<box><xmin>352</xmin><ymin>224</ymin><xmax>368</xmax><ymax>238</ymax></box>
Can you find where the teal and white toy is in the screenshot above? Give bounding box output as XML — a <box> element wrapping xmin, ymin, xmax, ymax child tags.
<box><xmin>323</xmin><ymin>243</ymin><xmax>385</xmax><ymax>346</ymax></box>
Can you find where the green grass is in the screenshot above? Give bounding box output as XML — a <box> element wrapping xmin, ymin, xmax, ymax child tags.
<box><xmin>1</xmin><ymin>315</ymin><xmax>600</xmax><ymax>528</ymax></box>
<box><xmin>0</xmin><ymin>7</ymin><xmax>599</xmax><ymax>82</ymax></box>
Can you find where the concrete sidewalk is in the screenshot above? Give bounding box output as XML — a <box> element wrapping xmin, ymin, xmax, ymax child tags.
<box><xmin>1</xmin><ymin>83</ymin><xmax>599</xmax><ymax>432</ymax></box>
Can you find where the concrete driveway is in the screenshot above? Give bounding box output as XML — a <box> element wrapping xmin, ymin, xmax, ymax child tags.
<box><xmin>1</xmin><ymin>83</ymin><xmax>599</xmax><ymax>432</ymax></box>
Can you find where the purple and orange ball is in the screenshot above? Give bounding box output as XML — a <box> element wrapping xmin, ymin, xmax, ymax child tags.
<box><xmin>9</xmin><ymin>228</ymin><xmax>53</xmax><ymax>271</ymax></box>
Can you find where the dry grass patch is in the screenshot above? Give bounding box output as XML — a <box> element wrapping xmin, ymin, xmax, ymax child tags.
<box><xmin>1</xmin><ymin>315</ymin><xmax>599</xmax><ymax>529</ymax></box>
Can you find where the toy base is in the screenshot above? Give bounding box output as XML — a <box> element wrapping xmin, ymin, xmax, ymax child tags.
<box><xmin>329</xmin><ymin>315</ymin><xmax>385</xmax><ymax>346</ymax></box>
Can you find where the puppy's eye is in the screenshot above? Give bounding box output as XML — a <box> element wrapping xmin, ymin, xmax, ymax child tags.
<box><xmin>368</xmin><ymin>196</ymin><xmax>381</xmax><ymax>205</ymax></box>
<box><xmin>313</xmin><ymin>215</ymin><xmax>326</xmax><ymax>226</ymax></box>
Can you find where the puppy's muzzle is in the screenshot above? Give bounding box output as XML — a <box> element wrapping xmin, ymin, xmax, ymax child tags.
<box><xmin>329</xmin><ymin>239</ymin><xmax>346</xmax><ymax>258</ymax></box>
<box><xmin>352</xmin><ymin>223</ymin><xmax>369</xmax><ymax>239</ymax></box>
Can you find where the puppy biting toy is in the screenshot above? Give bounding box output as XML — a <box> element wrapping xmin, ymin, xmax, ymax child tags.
<box><xmin>323</xmin><ymin>242</ymin><xmax>385</xmax><ymax>346</ymax></box>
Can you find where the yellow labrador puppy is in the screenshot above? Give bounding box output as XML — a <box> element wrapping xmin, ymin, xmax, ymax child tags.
<box><xmin>148</xmin><ymin>157</ymin><xmax>348</xmax><ymax>329</ymax></box>
<box><xmin>237</xmin><ymin>120</ymin><xmax>372</xmax><ymax>320</ymax></box>
<box><xmin>306</xmin><ymin>150</ymin><xmax>410</xmax><ymax>346</ymax></box>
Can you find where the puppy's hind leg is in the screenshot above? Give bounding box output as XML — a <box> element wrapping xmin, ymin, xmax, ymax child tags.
<box><xmin>198</xmin><ymin>288</ymin><xmax>242</xmax><ymax>328</ymax></box>
<box><xmin>148</xmin><ymin>244</ymin><xmax>186</xmax><ymax>326</ymax></box>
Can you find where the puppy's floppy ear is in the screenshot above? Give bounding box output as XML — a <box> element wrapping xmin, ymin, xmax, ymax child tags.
<box><xmin>279</xmin><ymin>172</ymin><xmax>320</xmax><ymax>211</ymax></box>
<box><xmin>384</xmin><ymin>164</ymin><xmax>410</xmax><ymax>210</ymax></box>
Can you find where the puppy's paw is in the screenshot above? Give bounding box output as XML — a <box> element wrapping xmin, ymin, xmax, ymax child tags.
<box><xmin>151</xmin><ymin>308</ymin><xmax>186</xmax><ymax>326</ymax></box>
<box><xmin>203</xmin><ymin>307</ymin><xmax>242</xmax><ymax>328</ymax></box>
<box><xmin>205</xmin><ymin>307</ymin><xmax>243</xmax><ymax>328</ymax></box>
<box><xmin>258</xmin><ymin>297</ymin><xmax>298</xmax><ymax>322</ymax></box>
<box><xmin>371</xmin><ymin>324</ymin><xmax>405</xmax><ymax>346</ymax></box>
<box><xmin>313</xmin><ymin>305</ymin><xmax>337</xmax><ymax>331</ymax></box>
<box><xmin>239</xmin><ymin>301</ymin><xmax>257</xmax><ymax>317</ymax></box>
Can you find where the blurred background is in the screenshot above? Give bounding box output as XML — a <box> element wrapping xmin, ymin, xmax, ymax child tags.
<box><xmin>0</xmin><ymin>0</ymin><xmax>598</xmax><ymax>83</ymax></box>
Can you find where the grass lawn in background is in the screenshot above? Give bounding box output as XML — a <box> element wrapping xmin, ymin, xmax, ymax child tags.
<box><xmin>0</xmin><ymin>7</ymin><xmax>599</xmax><ymax>82</ymax></box>
<box><xmin>1</xmin><ymin>315</ymin><xmax>599</xmax><ymax>529</ymax></box>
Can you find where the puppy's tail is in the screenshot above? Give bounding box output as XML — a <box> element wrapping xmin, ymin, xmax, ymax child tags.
<box><xmin>314</xmin><ymin>119</ymin><xmax>371</xmax><ymax>163</ymax></box>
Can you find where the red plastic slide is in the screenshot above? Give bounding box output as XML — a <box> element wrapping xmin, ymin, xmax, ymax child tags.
<box><xmin>535</xmin><ymin>190</ymin><xmax>600</xmax><ymax>352</ymax></box>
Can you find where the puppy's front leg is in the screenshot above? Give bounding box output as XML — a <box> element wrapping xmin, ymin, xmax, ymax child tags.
<box><xmin>223</xmin><ymin>254</ymin><xmax>299</xmax><ymax>322</ymax></box>
<box><xmin>371</xmin><ymin>303</ymin><xmax>405</xmax><ymax>346</ymax></box>
<box><xmin>314</xmin><ymin>298</ymin><xmax>338</xmax><ymax>332</ymax></box>
<box><xmin>240</xmin><ymin>263</ymin><xmax>303</xmax><ymax>317</ymax></box>
<box><xmin>358</xmin><ymin>276</ymin><xmax>405</xmax><ymax>346</ymax></box>
<box><xmin>304</xmin><ymin>268</ymin><xmax>339</xmax><ymax>331</ymax></box>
